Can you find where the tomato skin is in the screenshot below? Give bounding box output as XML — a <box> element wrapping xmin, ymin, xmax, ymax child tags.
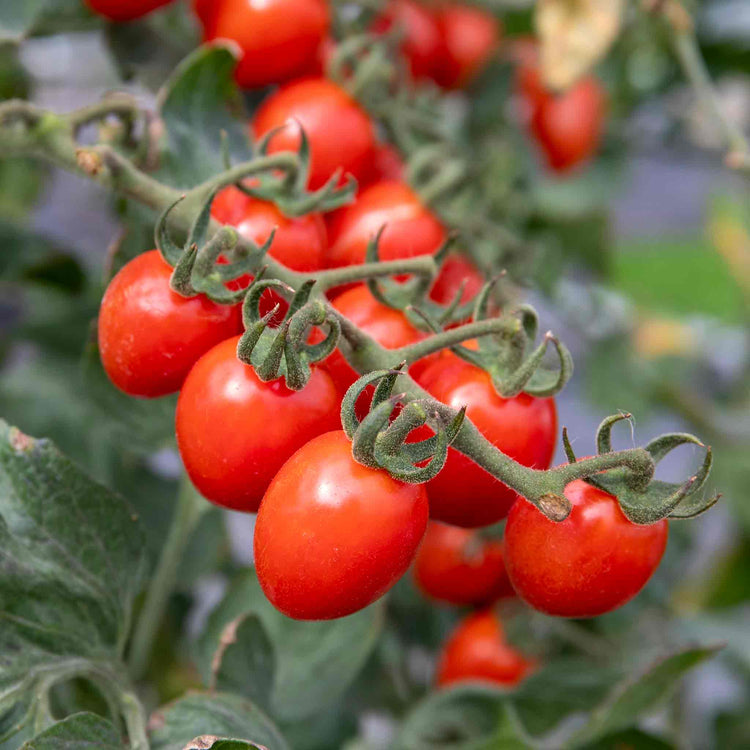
<box><xmin>86</xmin><ymin>0</ymin><xmax>172</xmax><ymax>21</ymax></box>
<box><xmin>176</xmin><ymin>336</ymin><xmax>339</xmax><ymax>513</ymax></box>
<box><xmin>373</xmin><ymin>0</ymin><xmax>443</xmax><ymax>81</ymax></box>
<box><xmin>321</xmin><ymin>285</ymin><xmax>423</xmax><ymax>395</ymax></box>
<box><xmin>252</xmin><ymin>79</ymin><xmax>376</xmax><ymax>190</ymax></box>
<box><xmin>413</xmin><ymin>522</ymin><xmax>514</xmax><ymax>606</ymax></box>
<box><xmin>326</xmin><ymin>180</ymin><xmax>445</xmax><ymax>268</ymax></box>
<box><xmin>98</xmin><ymin>251</ymin><xmax>242</xmax><ymax>398</ymax></box>
<box><xmin>255</xmin><ymin>430</ymin><xmax>429</xmax><ymax>619</ymax></box>
<box><xmin>211</xmin><ymin>187</ymin><xmax>327</xmax><ymax>272</ymax></box>
<box><xmin>416</xmin><ymin>356</ymin><xmax>557</xmax><ymax>527</ymax></box>
<box><xmin>197</xmin><ymin>0</ymin><xmax>329</xmax><ymax>89</ymax></box>
<box><xmin>434</xmin><ymin>5</ymin><xmax>501</xmax><ymax>89</ymax></box>
<box><xmin>436</xmin><ymin>610</ymin><xmax>534</xmax><ymax>687</ymax></box>
<box><xmin>366</xmin><ymin>143</ymin><xmax>406</xmax><ymax>185</ymax></box>
<box><xmin>429</xmin><ymin>253</ymin><xmax>484</xmax><ymax>306</ymax></box>
<box><xmin>504</xmin><ymin>480</ymin><xmax>668</xmax><ymax>618</ymax></box>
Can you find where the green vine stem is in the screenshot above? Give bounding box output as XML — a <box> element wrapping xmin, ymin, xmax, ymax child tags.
<box><xmin>127</xmin><ymin>474</ymin><xmax>208</xmax><ymax>681</ymax></box>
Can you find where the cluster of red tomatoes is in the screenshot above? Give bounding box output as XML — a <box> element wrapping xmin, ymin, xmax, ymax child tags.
<box><xmin>94</xmin><ymin>0</ymin><xmax>661</xmax><ymax>692</ymax></box>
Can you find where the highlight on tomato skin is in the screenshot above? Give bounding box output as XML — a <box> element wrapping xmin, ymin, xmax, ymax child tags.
<box><xmin>97</xmin><ymin>250</ymin><xmax>243</xmax><ymax>398</ymax></box>
<box><xmin>415</xmin><ymin>354</ymin><xmax>557</xmax><ymax>528</ymax></box>
<box><xmin>254</xmin><ymin>430</ymin><xmax>429</xmax><ymax>620</ymax></box>
<box><xmin>176</xmin><ymin>336</ymin><xmax>340</xmax><ymax>513</ymax></box>
<box><xmin>195</xmin><ymin>0</ymin><xmax>330</xmax><ymax>89</ymax></box>
<box><xmin>504</xmin><ymin>479</ymin><xmax>669</xmax><ymax>618</ymax></box>
<box><xmin>436</xmin><ymin>610</ymin><xmax>535</xmax><ymax>688</ymax></box>
<box><xmin>251</xmin><ymin>77</ymin><xmax>377</xmax><ymax>190</ymax></box>
<box><xmin>413</xmin><ymin>522</ymin><xmax>515</xmax><ymax>607</ymax></box>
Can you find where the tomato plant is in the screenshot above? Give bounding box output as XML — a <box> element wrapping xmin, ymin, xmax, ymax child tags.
<box><xmin>97</xmin><ymin>250</ymin><xmax>242</xmax><ymax>397</ymax></box>
<box><xmin>255</xmin><ymin>430</ymin><xmax>429</xmax><ymax>619</ymax></box>
<box><xmin>196</xmin><ymin>0</ymin><xmax>329</xmax><ymax>88</ymax></box>
<box><xmin>504</xmin><ymin>479</ymin><xmax>669</xmax><ymax>617</ymax></box>
<box><xmin>435</xmin><ymin>610</ymin><xmax>534</xmax><ymax>687</ymax></box>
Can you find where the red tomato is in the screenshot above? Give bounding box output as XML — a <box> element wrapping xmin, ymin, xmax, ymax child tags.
<box><xmin>196</xmin><ymin>0</ymin><xmax>329</xmax><ymax>89</ymax></box>
<box><xmin>413</xmin><ymin>522</ymin><xmax>514</xmax><ymax>606</ymax></box>
<box><xmin>367</xmin><ymin>143</ymin><xmax>406</xmax><ymax>185</ymax></box>
<box><xmin>176</xmin><ymin>336</ymin><xmax>339</xmax><ymax>512</ymax></box>
<box><xmin>255</xmin><ymin>430</ymin><xmax>429</xmax><ymax>619</ymax></box>
<box><xmin>211</xmin><ymin>186</ymin><xmax>327</xmax><ymax>272</ymax></box>
<box><xmin>504</xmin><ymin>480</ymin><xmax>668</xmax><ymax>617</ymax></box>
<box><xmin>373</xmin><ymin>0</ymin><xmax>443</xmax><ymax>81</ymax></box>
<box><xmin>434</xmin><ymin>4</ymin><xmax>501</xmax><ymax>89</ymax></box>
<box><xmin>86</xmin><ymin>0</ymin><xmax>172</xmax><ymax>21</ymax></box>
<box><xmin>436</xmin><ymin>610</ymin><xmax>534</xmax><ymax>687</ymax></box>
<box><xmin>326</xmin><ymin>181</ymin><xmax>445</xmax><ymax>268</ymax></box>
<box><xmin>429</xmin><ymin>253</ymin><xmax>484</xmax><ymax>306</ymax></box>
<box><xmin>415</xmin><ymin>355</ymin><xmax>557</xmax><ymax>527</ymax></box>
<box><xmin>321</xmin><ymin>284</ymin><xmax>423</xmax><ymax>395</ymax></box>
<box><xmin>252</xmin><ymin>79</ymin><xmax>376</xmax><ymax>190</ymax></box>
<box><xmin>98</xmin><ymin>250</ymin><xmax>242</xmax><ymax>398</ymax></box>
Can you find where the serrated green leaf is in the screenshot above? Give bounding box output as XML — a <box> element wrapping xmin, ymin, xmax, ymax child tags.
<box><xmin>156</xmin><ymin>45</ymin><xmax>251</xmax><ymax>188</ymax></box>
<box><xmin>199</xmin><ymin>569</ymin><xmax>384</xmax><ymax>722</ymax></box>
<box><xmin>0</xmin><ymin>420</ymin><xmax>147</xmax><ymax>743</ymax></box>
<box><xmin>148</xmin><ymin>692</ymin><xmax>289</xmax><ymax>750</ymax></box>
<box><xmin>21</xmin><ymin>713</ymin><xmax>123</xmax><ymax>749</ymax></box>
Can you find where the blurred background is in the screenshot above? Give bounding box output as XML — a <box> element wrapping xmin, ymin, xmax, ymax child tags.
<box><xmin>0</xmin><ymin>1</ymin><xmax>748</xmax><ymax>748</ymax></box>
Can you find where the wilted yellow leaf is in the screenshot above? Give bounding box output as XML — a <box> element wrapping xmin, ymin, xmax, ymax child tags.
<box><xmin>536</xmin><ymin>0</ymin><xmax>624</xmax><ymax>90</ymax></box>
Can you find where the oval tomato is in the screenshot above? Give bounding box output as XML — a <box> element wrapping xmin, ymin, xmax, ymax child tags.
<box><xmin>196</xmin><ymin>0</ymin><xmax>329</xmax><ymax>89</ymax></box>
<box><xmin>504</xmin><ymin>480</ymin><xmax>668</xmax><ymax>618</ymax></box>
<box><xmin>436</xmin><ymin>610</ymin><xmax>534</xmax><ymax>687</ymax></box>
<box><xmin>413</xmin><ymin>522</ymin><xmax>514</xmax><ymax>606</ymax></box>
<box><xmin>373</xmin><ymin>0</ymin><xmax>443</xmax><ymax>81</ymax></box>
<box><xmin>98</xmin><ymin>250</ymin><xmax>242</xmax><ymax>398</ymax></box>
<box><xmin>255</xmin><ymin>430</ymin><xmax>429</xmax><ymax>619</ymax></box>
<box><xmin>86</xmin><ymin>0</ymin><xmax>172</xmax><ymax>21</ymax></box>
<box><xmin>252</xmin><ymin>78</ymin><xmax>376</xmax><ymax>190</ymax></box>
<box><xmin>429</xmin><ymin>253</ymin><xmax>484</xmax><ymax>306</ymax></box>
<box><xmin>434</xmin><ymin>4</ymin><xmax>501</xmax><ymax>89</ymax></box>
<box><xmin>415</xmin><ymin>355</ymin><xmax>557</xmax><ymax>527</ymax></box>
<box><xmin>326</xmin><ymin>180</ymin><xmax>445</xmax><ymax>268</ymax></box>
<box><xmin>176</xmin><ymin>336</ymin><xmax>339</xmax><ymax>513</ymax></box>
<box><xmin>322</xmin><ymin>284</ymin><xmax>423</xmax><ymax>395</ymax></box>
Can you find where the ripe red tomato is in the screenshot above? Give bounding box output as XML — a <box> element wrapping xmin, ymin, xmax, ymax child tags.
<box><xmin>504</xmin><ymin>480</ymin><xmax>669</xmax><ymax>618</ymax></box>
<box><xmin>211</xmin><ymin>187</ymin><xmax>327</xmax><ymax>272</ymax></box>
<box><xmin>434</xmin><ymin>4</ymin><xmax>501</xmax><ymax>89</ymax></box>
<box><xmin>415</xmin><ymin>355</ymin><xmax>557</xmax><ymax>527</ymax></box>
<box><xmin>86</xmin><ymin>0</ymin><xmax>173</xmax><ymax>21</ymax></box>
<box><xmin>428</xmin><ymin>253</ymin><xmax>484</xmax><ymax>306</ymax></box>
<box><xmin>176</xmin><ymin>336</ymin><xmax>339</xmax><ymax>512</ymax></box>
<box><xmin>373</xmin><ymin>0</ymin><xmax>443</xmax><ymax>81</ymax></box>
<box><xmin>366</xmin><ymin>143</ymin><xmax>406</xmax><ymax>185</ymax></box>
<box><xmin>413</xmin><ymin>522</ymin><xmax>514</xmax><ymax>606</ymax></box>
<box><xmin>436</xmin><ymin>610</ymin><xmax>534</xmax><ymax>687</ymax></box>
<box><xmin>255</xmin><ymin>430</ymin><xmax>429</xmax><ymax>619</ymax></box>
<box><xmin>326</xmin><ymin>180</ymin><xmax>445</xmax><ymax>268</ymax></box>
<box><xmin>196</xmin><ymin>0</ymin><xmax>329</xmax><ymax>89</ymax></box>
<box><xmin>515</xmin><ymin>46</ymin><xmax>605</xmax><ymax>173</ymax></box>
<box><xmin>98</xmin><ymin>250</ymin><xmax>242</xmax><ymax>398</ymax></box>
<box><xmin>321</xmin><ymin>284</ymin><xmax>423</xmax><ymax>395</ymax></box>
<box><xmin>252</xmin><ymin>79</ymin><xmax>376</xmax><ymax>190</ymax></box>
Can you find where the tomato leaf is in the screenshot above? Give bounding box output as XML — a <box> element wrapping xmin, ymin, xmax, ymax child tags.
<box><xmin>199</xmin><ymin>569</ymin><xmax>384</xmax><ymax>722</ymax></box>
<box><xmin>20</xmin><ymin>713</ymin><xmax>123</xmax><ymax>750</ymax></box>
<box><xmin>148</xmin><ymin>692</ymin><xmax>289</xmax><ymax>750</ymax></box>
<box><xmin>0</xmin><ymin>420</ymin><xmax>147</xmax><ymax>743</ymax></box>
<box><xmin>156</xmin><ymin>44</ymin><xmax>251</xmax><ymax>189</ymax></box>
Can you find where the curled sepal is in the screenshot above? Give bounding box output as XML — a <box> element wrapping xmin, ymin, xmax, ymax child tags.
<box><xmin>596</xmin><ymin>412</ymin><xmax>634</xmax><ymax>455</ymax></box>
<box><xmin>562</xmin><ymin>427</ymin><xmax>577</xmax><ymax>464</ymax></box>
<box><xmin>341</xmin><ymin>369</ymin><xmax>466</xmax><ymax>484</ymax></box>
<box><xmin>588</xmin><ymin>431</ymin><xmax>716</xmax><ymax>525</ymax></box>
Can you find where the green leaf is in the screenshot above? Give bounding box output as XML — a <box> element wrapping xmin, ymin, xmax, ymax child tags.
<box><xmin>568</xmin><ymin>645</ymin><xmax>721</xmax><ymax>746</ymax></box>
<box><xmin>199</xmin><ymin>569</ymin><xmax>384</xmax><ymax>722</ymax></box>
<box><xmin>156</xmin><ymin>44</ymin><xmax>251</xmax><ymax>188</ymax></box>
<box><xmin>183</xmin><ymin>740</ymin><xmax>269</xmax><ymax>750</ymax></box>
<box><xmin>148</xmin><ymin>692</ymin><xmax>289</xmax><ymax>750</ymax></box>
<box><xmin>0</xmin><ymin>420</ymin><xmax>147</xmax><ymax>742</ymax></box>
<box><xmin>21</xmin><ymin>713</ymin><xmax>123</xmax><ymax>749</ymax></box>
